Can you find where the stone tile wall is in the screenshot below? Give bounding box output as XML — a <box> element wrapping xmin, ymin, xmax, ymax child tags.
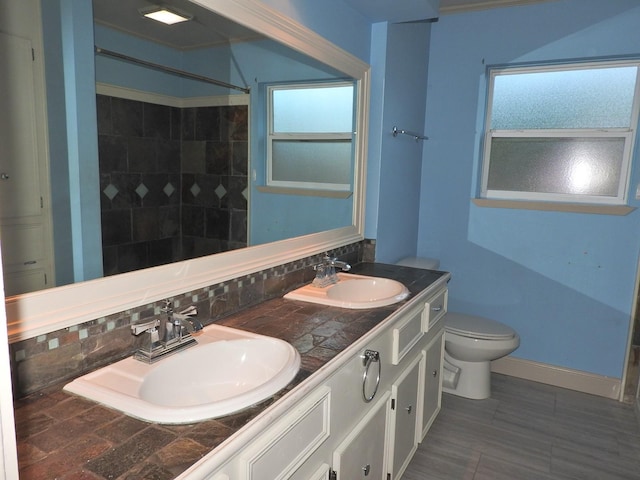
<box><xmin>97</xmin><ymin>95</ymin><xmax>248</xmax><ymax>276</ymax></box>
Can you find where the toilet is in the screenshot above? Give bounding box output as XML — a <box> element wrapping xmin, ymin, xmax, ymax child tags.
<box><xmin>396</xmin><ymin>257</ymin><xmax>520</xmax><ymax>400</ymax></box>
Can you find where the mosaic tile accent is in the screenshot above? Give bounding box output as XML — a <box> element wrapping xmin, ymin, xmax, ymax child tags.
<box><xmin>135</xmin><ymin>183</ymin><xmax>149</xmax><ymax>199</ymax></box>
<box><xmin>163</xmin><ymin>182</ymin><xmax>175</xmax><ymax>197</ymax></box>
<box><xmin>103</xmin><ymin>183</ymin><xmax>118</xmax><ymax>200</ymax></box>
<box><xmin>9</xmin><ymin>242</ymin><xmax>364</xmax><ymax>396</ymax></box>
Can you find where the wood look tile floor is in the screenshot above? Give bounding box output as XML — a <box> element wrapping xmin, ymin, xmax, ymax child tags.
<box><xmin>404</xmin><ymin>374</ymin><xmax>640</xmax><ymax>480</ymax></box>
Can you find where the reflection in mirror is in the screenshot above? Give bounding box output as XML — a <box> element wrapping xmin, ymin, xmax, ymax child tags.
<box><xmin>6</xmin><ymin>0</ymin><xmax>369</xmax><ymax>342</ymax></box>
<box><xmin>93</xmin><ymin>0</ymin><xmax>358</xmax><ymax>279</ymax></box>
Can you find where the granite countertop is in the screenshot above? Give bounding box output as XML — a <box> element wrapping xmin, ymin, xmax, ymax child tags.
<box><xmin>14</xmin><ymin>263</ymin><xmax>448</xmax><ymax>480</ymax></box>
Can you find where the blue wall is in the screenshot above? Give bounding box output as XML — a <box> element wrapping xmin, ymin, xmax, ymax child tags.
<box><xmin>43</xmin><ymin>0</ymin><xmax>103</xmax><ymax>285</ymax></box>
<box><xmin>418</xmin><ymin>0</ymin><xmax>640</xmax><ymax>378</ymax></box>
<box><xmin>367</xmin><ymin>21</ymin><xmax>431</xmax><ymax>262</ymax></box>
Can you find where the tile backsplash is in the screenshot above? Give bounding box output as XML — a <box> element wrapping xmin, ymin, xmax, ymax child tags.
<box><xmin>9</xmin><ymin>241</ymin><xmax>374</xmax><ymax>397</ymax></box>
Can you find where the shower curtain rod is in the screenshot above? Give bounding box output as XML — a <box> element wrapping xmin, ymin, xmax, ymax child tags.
<box><xmin>95</xmin><ymin>46</ymin><xmax>251</xmax><ymax>94</ymax></box>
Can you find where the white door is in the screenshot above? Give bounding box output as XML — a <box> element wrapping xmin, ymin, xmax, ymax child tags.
<box><xmin>0</xmin><ymin>32</ymin><xmax>42</xmax><ymax>219</ymax></box>
<box><xmin>0</xmin><ymin>11</ymin><xmax>54</xmax><ymax>295</ymax></box>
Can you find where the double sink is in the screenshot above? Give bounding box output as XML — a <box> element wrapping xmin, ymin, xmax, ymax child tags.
<box><xmin>64</xmin><ymin>273</ymin><xmax>409</xmax><ymax>424</ymax></box>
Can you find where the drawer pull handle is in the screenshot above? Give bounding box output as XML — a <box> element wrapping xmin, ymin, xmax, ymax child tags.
<box><xmin>405</xmin><ymin>405</ymin><xmax>413</xmax><ymax>414</ymax></box>
<box><xmin>362</xmin><ymin>464</ymin><xmax>371</xmax><ymax>476</ymax></box>
<box><xmin>362</xmin><ymin>349</ymin><xmax>381</xmax><ymax>403</ymax></box>
<box><xmin>432</xmin><ymin>306</ymin><xmax>442</xmax><ymax>312</ymax></box>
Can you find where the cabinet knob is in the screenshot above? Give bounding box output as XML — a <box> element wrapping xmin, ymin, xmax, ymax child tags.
<box><xmin>362</xmin><ymin>464</ymin><xmax>370</xmax><ymax>476</ymax></box>
<box><xmin>405</xmin><ymin>405</ymin><xmax>413</xmax><ymax>414</ymax></box>
<box><xmin>0</xmin><ymin>173</ymin><xmax>9</xmax><ymax>180</ymax></box>
<box><xmin>432</xmin><ymin>369</ymin><xmax>438</xmax><ymax>377</ymax></box>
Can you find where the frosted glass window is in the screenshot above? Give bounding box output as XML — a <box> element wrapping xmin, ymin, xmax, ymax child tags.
<box><xmin>272</xmin><ymin>86</ymin><xmax>354</xmax><ymax>133</ymax></box>
<box><xmin>267</xmin><ymin>82</ymin><xmax>355</xmax><ymax>191</ymax></box>
<box><xmin>487</xmin><ymin>137</ymin><xmax>625</xmax><ymax>196</ymax></box>
<box><xmin>272</xmin><ymin>140</ymin><xmax>351</xmax><ymax>184</ymax></box>
<box><xmin>491</xmin><ymin>67</ymin><xmax>637</xmax><ymax>130</ymax></box>
<box><xmin>481</xmin><ymin>61</ymin><xmax>639</xmax><ymax>205</ymax></box>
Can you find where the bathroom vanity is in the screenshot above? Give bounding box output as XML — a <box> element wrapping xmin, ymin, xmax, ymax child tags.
<box><xmin>14</xmin><ymin>264</ymin><xmax>449</xmax><ymax>479</ymax></box>
<box><xmin>182</xmin><ymin>264</ymin><xmax>449</xmax><ymax>480</ymax></box>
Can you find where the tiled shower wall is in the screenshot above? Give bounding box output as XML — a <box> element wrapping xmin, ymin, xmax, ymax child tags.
<box><xmin>9</xmin><ymin>241</ymin><xmax>375</xmax><ymax>397</ymax></box>
<box><xmin>97</xmin><ymin>94</ymin><xmax>248</xmax><ymax>276</ymax></box>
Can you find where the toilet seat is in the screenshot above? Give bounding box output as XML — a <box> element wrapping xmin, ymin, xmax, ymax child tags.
<box><xmin>445</xmin><ymin>312</ymin><xmax>516</xmax><ymax>341</ymax></box>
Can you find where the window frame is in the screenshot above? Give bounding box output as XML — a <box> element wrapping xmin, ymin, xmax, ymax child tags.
<box><xmin>480</xmin><ymin>61</ymin><xmax>640</xmax><ymax>206</ymax></box>
<box><xmin>266</xmin><ymin>81</ymin><xmax>355</xmax><ymax>192</ymax></box>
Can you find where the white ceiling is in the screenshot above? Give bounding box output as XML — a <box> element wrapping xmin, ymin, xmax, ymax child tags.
<box><xmin>92</xmin><ymin>0</ymin><xmax>264</xmax><ymax>50</ymax></box>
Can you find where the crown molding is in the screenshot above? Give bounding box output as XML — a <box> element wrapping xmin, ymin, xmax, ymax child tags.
<box><xmin>440</xmin><ymin>0</ymin><xmax>556</xmax><ymax>15</ymax></box>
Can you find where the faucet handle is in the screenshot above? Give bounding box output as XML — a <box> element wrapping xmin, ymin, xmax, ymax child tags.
<box><xmin>179</xmin><ymin>305</ymin><xmax>197</xmax><ymax>317</ymax></box>
<box><xmin>160</xmin><ymin>299</ymin><xmax>173</xmax><ymax>314</ymax></box>
<box><xmin>131</xmin><ymin>319</ymin><xmax>160</xmax><ymax>335</ymax></box>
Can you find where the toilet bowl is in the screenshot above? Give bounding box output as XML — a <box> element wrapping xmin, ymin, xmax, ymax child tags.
<box><xmin>396</xmin><ymin>257</ymin><xmax>520</xmax><ymax>400</ymax></box>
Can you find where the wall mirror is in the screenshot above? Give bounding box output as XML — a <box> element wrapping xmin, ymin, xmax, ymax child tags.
<box><xmin>92</xmin><ymin>0</ymin><xmax>359</xmax><ymax>278</ymax></box>
<box><xmin>5</xmin><ymin>0</ymin><xmax>370</xmax><ymax>342</ymax></box>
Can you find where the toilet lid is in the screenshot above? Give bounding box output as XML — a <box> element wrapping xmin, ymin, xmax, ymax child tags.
<box><xmin>445</xmin><ymin>312</ymin><xmax>516</xmax><ymax>340</ymax></box>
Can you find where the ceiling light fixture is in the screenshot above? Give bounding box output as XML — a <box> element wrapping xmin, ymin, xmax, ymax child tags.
<box><xmin>139</xmin><ymin>6</ymin><xmax>193</xmax><ymax>25</ymax></box>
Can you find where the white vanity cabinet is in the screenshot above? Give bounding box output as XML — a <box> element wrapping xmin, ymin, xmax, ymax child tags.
<box><xmin>193</xmin><ymin>280</ymin><xmax>449</xmax><ymax>480</ymax></box>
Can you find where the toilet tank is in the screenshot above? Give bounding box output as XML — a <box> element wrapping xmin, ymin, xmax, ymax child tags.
<box><xmin>396</xmin><ymin>257</ymin><xmax>440</xmax><ymax>270</ymax></box>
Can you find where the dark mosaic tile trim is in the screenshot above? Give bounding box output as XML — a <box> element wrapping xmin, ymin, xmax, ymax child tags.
<box><xmin>10</xmin><ymin>242</ymin><xmax>363</xmax><ymax>397</ymax></box>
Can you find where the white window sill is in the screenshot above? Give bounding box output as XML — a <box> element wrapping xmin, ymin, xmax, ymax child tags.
<box><xmin>472</xmin><ymin>198</ymin><xmax>635</xmax><ymax>216</ymax></box>
<box><xmin>257</xmin><ymin>186</ymin><xmax>353</xmax><ymax>198</ymax></box>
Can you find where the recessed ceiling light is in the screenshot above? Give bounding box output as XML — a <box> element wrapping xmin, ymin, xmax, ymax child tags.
<box><xmin>139</xmin><ymin>6</ymin><xmax>193</xmax><ymax>25</ymax></box>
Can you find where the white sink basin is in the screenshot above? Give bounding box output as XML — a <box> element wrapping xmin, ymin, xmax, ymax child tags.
<box><xmin>64</xmin><ymin>324</ymin><xmax>300</xmax><ymax>424</ymax></box>
<box><xmin>284</xmin><ymin>273</ymin><xmax>409</xmax><ymax>309</ymax></box>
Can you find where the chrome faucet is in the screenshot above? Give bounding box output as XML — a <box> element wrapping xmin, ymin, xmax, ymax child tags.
<box><xmin>130</xmin><ymin>301</ymin><xmax>203</xmax><ymax>363</ymax></box>
<box><xmin>161</xmin><ymin>302</ymin><xmax>203</xmax><ymax>343</ymax></box>
<box><xmin>312</xmin><ymin>254</ymin><xmax>351</xmax><ymax>287</ymax></box>
<box><xmin>169</xmin><ymin>305</ymin><xmax>204</xmax><ymax>342</ymax></box>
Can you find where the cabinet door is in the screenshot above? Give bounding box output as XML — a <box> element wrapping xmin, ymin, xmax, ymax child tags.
<box><xmin>388</xmin><ymin>355</ymin><xmax>421</xmax><ymax>479</ymax></box>
<box><xmin>420</xmin><ymin>330</ymin><xmax>444</xmax><ymax>442</ymax></box>
<box><xmin>332</xmin><ymin>391</ymin><xmax>390</xmax><ymax>480</ymax></box>
<box><xmin>0</xmin><ymin>32</ymin><xmax>42</xmax><ymax>220</ymax></box>
<box><xmin>243</xmin><ymin>387</ymin><xmax>331</xmax><ymax>480</ymax></box>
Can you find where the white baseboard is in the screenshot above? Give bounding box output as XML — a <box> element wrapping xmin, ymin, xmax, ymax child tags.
<box><xmin>491</xmin><ymin>356</ymin><xmax>621</xmax><ymax>401</ymax></box>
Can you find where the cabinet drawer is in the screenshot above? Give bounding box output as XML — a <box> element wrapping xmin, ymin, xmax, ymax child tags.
<box><xmin>392</xmin><ymin>304</ymin><xmax>424</xmax><ymax>365</ymax></box>
<box><xmin>242</xmin><ymin>387</ymin><xmax>331</xmax><ymax>480</ymax></box>
<box><xmin>423</xmin><ymin>289</ymin><xmax>447</xmax><ymax>332</ymax></box>
<box><xmin>0</xmin><ymin>223</ymin><xmax>45</xmax><ymax>267</ymax></box>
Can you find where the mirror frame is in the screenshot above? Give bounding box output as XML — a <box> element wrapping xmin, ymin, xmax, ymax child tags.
<box><xmin>6</xmin><ymin>0</ymin><xmax>370</xmax><ymax>343</ymax></box>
